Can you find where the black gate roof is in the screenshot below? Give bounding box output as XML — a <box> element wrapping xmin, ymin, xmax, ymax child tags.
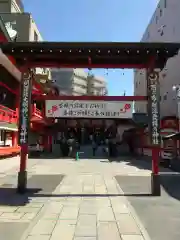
<box><xmin>0</xmin><ymin>42</ymin><xmax>180</xmax><ymax>68</ymax></box>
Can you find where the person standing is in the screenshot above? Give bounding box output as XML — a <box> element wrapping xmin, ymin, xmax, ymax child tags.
<box><xmin>60</xmin><ymin>137</ymin><xmax>68</xmax><ymax>157</ymax></box>
<box><xmin>92</xmin><ymin>137</ymin><xmax>97</xmax><ymax>156</ymax></box>
<box><xmin>91</xmin><ymin>132</ymin><xmax>98</xmax><ymax>156</ymax></box>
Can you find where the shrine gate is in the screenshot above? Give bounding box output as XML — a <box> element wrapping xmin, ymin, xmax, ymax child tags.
<box><xmin>1</xmin><ymin>41</ymin><xmax>180</xmax><ymax>196</ymax></box>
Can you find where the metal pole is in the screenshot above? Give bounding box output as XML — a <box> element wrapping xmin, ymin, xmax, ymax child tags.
<box><xmin>176</xmin><ymin>87</ymin><xmax>180</xmax><ymax>156</ymax></box>
<box><xmin>176</xmin><ymin>88</ymin><xmax>180</xmax><ymax>126</ymax></box>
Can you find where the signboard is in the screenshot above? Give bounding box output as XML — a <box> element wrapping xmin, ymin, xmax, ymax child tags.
<box><xmin>161</xmin><ymin>128</ymin><xmax>178</xmax><ymax>160</ymax></box>
<box><xmin>147</xmin><ymin>70</ymin><xmax>160</xmax><ymax>145</ymax></box>
<box><xmin>18</xmin><ymin>71</ymin><xmax>32</xmax><ymax>145</ymax></box>
<box><xmin>45</xmin><ymin>100</ymin><xmax>133</xmax><ymax>119</ymax></box>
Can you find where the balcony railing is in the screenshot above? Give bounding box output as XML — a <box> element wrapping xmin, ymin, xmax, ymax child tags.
<box><xmin>31</xmin><ymin>104</ymin><xmax>43</xmax><ymax>119</ymax></box>
<box><xmin>0</xmin><ymin>105</ymin><xmax>18</xmax><ymax>124</ymax></box>
<box><xmin>0</xmin><ymin>104</ymin><xmax>47</xmax><ymax>125</ymax></box>
<box><xmin>15</xmin><ymin>0</ymin><xmax>24</xmax><ymax>11</ymax></box>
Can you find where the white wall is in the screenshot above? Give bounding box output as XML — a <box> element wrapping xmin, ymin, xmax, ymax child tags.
<box><xmin>134</xmin><ymin>0</ymin><xmax>180</xmax><ymax>118</ymax></box>
<box><xmin>29</xmin><ymin>16</ymin><xmax>43</xmax><ymax>42</ymax></box>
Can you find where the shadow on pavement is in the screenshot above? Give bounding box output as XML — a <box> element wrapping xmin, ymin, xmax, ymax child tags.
<box><xmin>115</xmin><ymin>174</ymin><xmax>180</xmax><ymax>240</ymax></box>
<box><xmin>160</xmin><ymin>175</ymin><xmax>180</xmax><ymax>201</ymax></box>
<box><xmin>115</xmin><ymin>158</ymin><xmax>180</xmax><ymax>240</ymax></box>
<box><xmin>0</xmin><ymin>174</ymin><xmax>65</xmax><ymax>206</ymax></box>
<box><xmin>113</xmin><ymin>155</ymin><xmax>167</xmax><ymax>171</ymax></box>
<box><xmin>0</xmin><ymin>187</ymin><xmax>41</xmax><ymax>206</ymax></box>
<box><xmin>0</xmin><ymin>186</ymin><xmax>154</xmax><ymax>207</ymax></box>
<box><xmin>115</xmin><ymin>157</ymin><xmax>180</xmax><ymax>201</ymax></box>
<box><xmin>28</xmin><ymin>145</ymin><xmax>111</xmax><ymax>160</ymax></box>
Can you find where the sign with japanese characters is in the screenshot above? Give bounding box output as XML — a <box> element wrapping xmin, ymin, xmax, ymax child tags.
<box><xmin>45</xmin><ymin>100</ymin><xmax>133</xmax><ymax>119</ymax></box>
<box><xmin>19</xmin><ymin>71</ymin><xmax>32</xmax><ymax>145</ymax></box>
<box><xmin>147</xmin><ymin>70</ymin><xmax>160</xmax><ymax>145</ymax></box>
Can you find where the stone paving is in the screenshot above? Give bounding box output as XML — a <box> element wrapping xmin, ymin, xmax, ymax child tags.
<box><xmin>0</xmin><ymin>157</ymin><xmax>152</xmax><ymax>240</ymax></box>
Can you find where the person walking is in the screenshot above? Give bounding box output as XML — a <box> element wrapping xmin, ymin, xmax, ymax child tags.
<box><xmin>60</xmin><ymin>137</ymin><xmax>68</xmax><ymax>157</ymax></box>
<box><xmin>91</xmin><ymin>133</ymin><xmax>98</xmax><ymax>156</ymax></box>
<box><xmin>67</xmin><ymin>133</ymin><xmax>77</xmax><ymax>158</ymax></box>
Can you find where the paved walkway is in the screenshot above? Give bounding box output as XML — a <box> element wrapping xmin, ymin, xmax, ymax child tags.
<box><xmin>0</xmin><ymin>157</ymin><xmax>152</xmax><ymax>240</ymax></box>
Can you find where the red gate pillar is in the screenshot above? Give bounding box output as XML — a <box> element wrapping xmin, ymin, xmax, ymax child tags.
<box><xmin>147</xmin><ymin>69</ymin><xmax>161</xmax><ymax>196</ymax></box>
<box><xmin>17</xmin><ymin>70</ymin><xmax>32</xmax><ymax>194</ymax></box>
<box><xmin>12</xmin><ymin>132</ymin><xmax>18</xmax><ymax>146</ymax></box>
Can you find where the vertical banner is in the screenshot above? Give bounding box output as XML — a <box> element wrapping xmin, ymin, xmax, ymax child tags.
<box><xmin>177</xmin><ymin>89</ymin><xmax>180</xmax><ymax>132</ymax></box>
<box><xmin>18</xmin><ymin>71</ymin><xmax>32</xmax><ymax>145</ymax></box>
<box><xmin>147</xmin><ymin>70</ymin><xmax>160</xmax><ymax>145</ymax></box>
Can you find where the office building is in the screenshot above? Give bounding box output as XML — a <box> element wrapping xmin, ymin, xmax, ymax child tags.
<box><xmin>51</xmin><ymin>68</ymin><xmax>108</xmax><ymax>96</ymax></box>
<box><xmin>87</xmin><ymin>74</ymin><xmax>107</xmax><ymax>96</ymax></box>
<box><xmin>134</xmin><ymin>0</ymin><xmax>180</xmax><ymax>118</ymax></box>
<box><xmin>0</xmin><ymin>0</ymin><xmax>50</xmax><ymax>76</ymax></box>
<box><xmin>1</xmin><ymin>12</ymin><xmax>43</xmax><ymax>42</ymax></box>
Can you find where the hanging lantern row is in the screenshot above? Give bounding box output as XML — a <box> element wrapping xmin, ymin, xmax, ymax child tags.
<box><xmin>137</xmin><ymin>70</ymin><xmax>167</xmax><ymax>78</ymax></box>
<box><xmin>87</xmin><ymin>68</ymin><xmax>129</xmax><ymax>78</ymax></box>
<box><xmin>10</xmin><ymin>48</ymin><xmax>169</xmax><ymax>55</ymax></box>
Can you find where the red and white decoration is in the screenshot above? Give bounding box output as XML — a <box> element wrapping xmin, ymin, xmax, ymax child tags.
<box><xmin>45</xmin><ymin>100</ymin><xmax>133</xmax><ymax>119</ymax></box>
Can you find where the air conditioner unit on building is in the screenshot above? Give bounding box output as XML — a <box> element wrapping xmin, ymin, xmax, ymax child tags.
<box><xmin>5</xmin><ymin>22</ymin><xmax>18</xmax><ymax>41</ymax></box>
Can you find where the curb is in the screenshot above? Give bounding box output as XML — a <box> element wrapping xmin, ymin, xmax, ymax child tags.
<box><xmin>114</xmin><ymin>177</ymin><xmax>151</xmax><ymax>240</ymax></box>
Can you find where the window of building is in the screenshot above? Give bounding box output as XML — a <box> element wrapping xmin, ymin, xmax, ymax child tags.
<box><xmin>74</xmin><ymin>83</ymin><xmax>86</xmax><ymax>89</ymax></box>
<box><xmin>135</xmin><ymin>82</ymin><xmax>138</xmax><ymax>88</ymax></box>
<box><xmin>34</xmin><ymin>31</ymin><xmax>38</xmax><ymax>41</ymax></box>
<box><xmin>147</xmin><ymin>31</ymin><xmax>150</xmax><ymax>39</ymax></box>
<box><xmin>164</xmin><ymin>0</ymin><xmax>167</xmax><ymax>8</ymax></box>
<box><xmin>155</xmin><ymin>16</ymin><xmax>158</xmax><ymax>24</ymax></box>
<box><xmin>163</xmin><ymin>94</ymin><xmax>167</xmax><ymax>100</ymax></box>
<box><xmin>158</xmin><ymin>25</ymin><xmax>165</xmax><ymax>36</ymax></box>
<box><xmin>173</xmin><ymin>26</ymin><xmax>175</xmax><ymax>35</ymax></box>
<box><xmin>160</xmin><ymin>9</ymin><xmax>162</xmax><ymax>17</ymax></box>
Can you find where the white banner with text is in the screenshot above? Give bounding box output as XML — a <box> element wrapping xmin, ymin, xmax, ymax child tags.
<box><xmin>45</xmin><ymin>100</ymin><xmax>133</xmax><ymax>119</ymax></box>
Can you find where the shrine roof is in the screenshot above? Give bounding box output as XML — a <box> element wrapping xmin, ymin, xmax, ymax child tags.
<box><xmin>0</xmin><ymin>41</ymin><xmax>180</xmax><ymax>69</ymax></box>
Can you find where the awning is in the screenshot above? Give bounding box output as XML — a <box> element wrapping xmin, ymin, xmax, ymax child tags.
<box><xmin>0</xmin><ymin>122</ymin><xmax>18</xmax><ymax>131</ymax></box>
<box><xmin>0</xmin><ymin>48</ymin><xmax>21</xmax><ymax>81</ymax></box>
<box><xmin>162</xmin><ymin>132</ymin><xmax>180</xmax><ymax>140</ymax></box>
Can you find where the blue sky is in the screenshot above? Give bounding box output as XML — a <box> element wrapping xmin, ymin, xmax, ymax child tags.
<box><xmin>23</xmin><ymin>0</ymin><xmax>158</xmax><ymax>96</ymax></box>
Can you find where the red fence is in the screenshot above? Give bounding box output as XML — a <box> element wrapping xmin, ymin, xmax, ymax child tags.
<box><xmin>0</xmin><ymin>146</ymin><xmax>20</xmax><ymax>157</ymax></box>
<box><xmin>0</xmin><ymin>105</ymin><xmax>18</xmax><ymax>124</ymax></box>
<box><xmin>0</xmin><ymin>104</ymin><xmax>44</xmax><ymax>125</ymax></box>
<box><xmin>31</xmin><ymin>104</ymin><xmax>43</xmax><ymax>119</ymax></box>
